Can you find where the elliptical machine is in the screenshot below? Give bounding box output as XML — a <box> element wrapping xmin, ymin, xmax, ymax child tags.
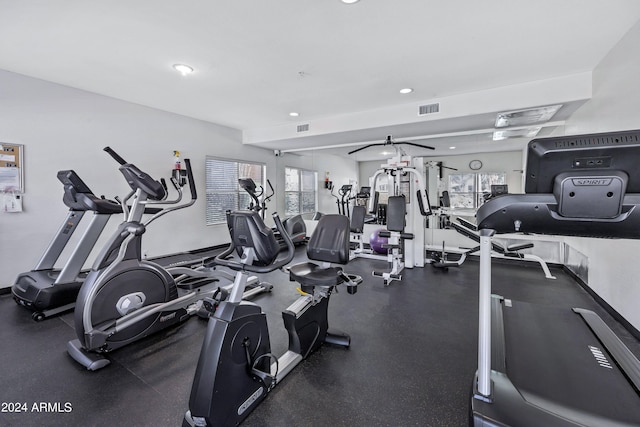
<box><xmin>238</xmin><ymin>177</ymin><xmax>306</xmax><ymax>245</ymax></box>
<box><xmin>67</xmin><ymin>147</ymin><xmax>263</xmax><ymax>370</ymax></box>
<box><xmin>183</xmin><ymin>212</ymin><xmax>361</xmax><ymax>427</ymax></box>
<box><xmin>330</xmin><ymin>183</ymin><xmax>353</xmax><ymax>217</ymax></box>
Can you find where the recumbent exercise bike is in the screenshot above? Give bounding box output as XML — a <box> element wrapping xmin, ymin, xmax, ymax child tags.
<box><xmin>183</xmin><ymin>211</ymin><xmax>362</xmax><ymax>427</ymax></box>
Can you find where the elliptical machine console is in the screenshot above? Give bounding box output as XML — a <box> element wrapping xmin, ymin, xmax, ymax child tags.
<box><xmin>238</xmin><ymin>177</ymin><xmax>307</xmax><ymax>246</ymax></box>
<box><xmin>184</xmin><ymin>212</ymin><xmax>361</xmax><ymax>427</ymax></box>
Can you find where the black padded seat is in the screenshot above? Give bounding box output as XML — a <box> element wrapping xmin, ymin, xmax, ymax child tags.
<box><xmin>288</xmin><ymin>214</ymin><xmax>350</xmax><ymax>288</ymax></box>
<box><xmin>289</xmin><ymin>263</ymin><xmax>344</xmax><ymax>287</ymax></box>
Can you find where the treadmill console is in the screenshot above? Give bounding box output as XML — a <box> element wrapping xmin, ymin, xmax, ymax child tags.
<box><xmin>477</xmin><ymin>129</ymin><xmax>640</xmax><ymax>238</ymax></box>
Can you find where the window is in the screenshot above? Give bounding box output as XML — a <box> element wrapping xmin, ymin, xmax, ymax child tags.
<box><xmin>448</xmin><ymin>172</ymin><xmax>506</xmax><ymax>209</ymax></box>
<box><xmin>205</xmin><ymin>157</ymin><xmax>265</xmax><ymax>225</ymax></box>
<box><xmin>284</xmin><ymin>167</ymin><xmax>317</xmax><ymax>216</ymax></box>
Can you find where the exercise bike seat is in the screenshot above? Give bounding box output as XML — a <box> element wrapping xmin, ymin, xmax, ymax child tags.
<box><xmin>289</xmin><ymin>263</ymin><xmax>345</xmax><ymax>287</ymax></box>
<box><xmin>289</xmin><ymin>214</ymin><xmax>350</xmax><ymax>288</ymax></box>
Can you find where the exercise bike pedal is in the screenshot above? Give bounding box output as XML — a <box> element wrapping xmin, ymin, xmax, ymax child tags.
<box><xmin>196</xmin><ymin>288</ymin><xmax>229</xmax><ymax>318</ymax></box>
<box><xmin>196</xmin><ymin>299</ymin><xmax>218</xmax><ymax>318</ymax></box>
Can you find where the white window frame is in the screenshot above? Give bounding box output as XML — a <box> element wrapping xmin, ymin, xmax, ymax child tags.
<box><xmin>447</xmin><ymin>172</ymin><xmax>506</xmax><ymax>209</ymax></box>
<box><xmin>205</xmin><ymin>156</ymin><xmax>266</xmax><ymax>225</ymax></box>
<box><xmin>284</xmin><ymin>167</ymin><xmax>317</xmax><ymax>216</ymax></box>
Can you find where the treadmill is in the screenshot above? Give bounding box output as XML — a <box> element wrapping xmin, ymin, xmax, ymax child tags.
<box><xmin>471</xmin><ymin>130</ymin><xmax>640</xmax><ymax>426</ymax></box>
<box><xmin>12</xmin><ymin>170</ymin><xmax>123</xmax><ymax>320</ymax></box>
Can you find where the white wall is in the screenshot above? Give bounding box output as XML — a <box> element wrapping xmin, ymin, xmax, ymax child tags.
<box><xmin>554</xmin><ymin>20</ymin><xmax>640</xmax><ymax>331</ymax></box>
<box><xmin>0</xmin><ymin>70</ymin><xmax>358</xmax><ymax>288</ymax></box>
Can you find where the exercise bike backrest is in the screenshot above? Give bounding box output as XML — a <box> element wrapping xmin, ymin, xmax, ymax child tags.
<box><xmin>306</xmin><ymin>214</ymin><xmax>351</xmax><ymax>265</ymax></box>
<box><xmin>215</xmin><ymin>211</ymin><xmax>295</xmax><ymax>273</ymax></box>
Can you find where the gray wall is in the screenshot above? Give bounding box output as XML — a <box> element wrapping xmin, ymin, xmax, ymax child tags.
<box><xmin>0</xmin><ymin>70</ymin><xmax>358</xmax><ymax>288</ymax></box>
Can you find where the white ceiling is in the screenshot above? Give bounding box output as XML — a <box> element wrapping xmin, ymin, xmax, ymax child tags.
<box><xmin>2</xmin><ymin>1</ymin><xmax>640</xmax><ymax>161</ymax></box>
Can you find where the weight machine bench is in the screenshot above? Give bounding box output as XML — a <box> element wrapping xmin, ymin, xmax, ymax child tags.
<box><xmin>430</xmin><ymin>219</ymin><xmax>555</xmax><ymax>279</ymax></box>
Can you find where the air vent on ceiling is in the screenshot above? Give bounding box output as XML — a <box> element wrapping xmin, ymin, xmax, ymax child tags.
<box><xmin>297</xmin><ymin>124</ymin><xmax>309</xmax><ymax>133</ymax></box>
<box><xmin>418</xmin><ymin>103</ymin><xmax>440</xmax><ymax>116</ymax></box>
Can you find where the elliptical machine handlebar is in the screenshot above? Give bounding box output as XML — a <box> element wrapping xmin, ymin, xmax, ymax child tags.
<box><xmin>102</xmin><ymin>146</ymin><xmax>198</xmax><ymax>225</ymax></box>
<box><xmin>159</xmin><ymin>178</ymin><xmax>168</xmax><ymax>199</ymax></box>
<box><xmin>103</xmin><ymin>146</ymin><xmax>128</xmax><ymax>165</ymax></box>
<box><xmin>214</xmin><ymin>212</ymin><xmax>295</xmax><ymax>274</ymax></box>
<box><xmin>265</xmin><ymin>179</ymin><xmax>275</xmax><ymax>203</ymax></box>
<box><xmin>184</xmin><ymin>158</ymin><xmax>197</xmax><ymax>200</ymax></box>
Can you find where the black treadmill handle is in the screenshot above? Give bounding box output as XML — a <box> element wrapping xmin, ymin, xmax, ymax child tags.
<box><xmin>184</xmin><ymin>158</ymin><xmax>197</xmax><ymax>200</ymax></box>
<box><xmin>103</xmin><ymin>146</ymin><xmax>128</xmax><ymax>165</ymax></box>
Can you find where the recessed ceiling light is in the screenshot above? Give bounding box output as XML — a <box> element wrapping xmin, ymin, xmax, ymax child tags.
<box><xmin>173</xmin><ymin>64</ymin><xmax>194</xmax><ymax>76</ymax></box>
<box><xmin>449</xmin><ymin>146</ymin><xmax>456</xmax><ymax>150</ymax></box>
<box><xmin>341</xmin><ymin>0</ymin><xmax>360</xmax><ymax>3</ymax></box>
<box><xmin>399</xmin><ymin>88</ymin><xmax>413</xmax><ymax>94</ymax></box>
<box><xmin>289</xmin><ymin>112</ymin><xmax>299</xmax><ymax>117</ymax></box>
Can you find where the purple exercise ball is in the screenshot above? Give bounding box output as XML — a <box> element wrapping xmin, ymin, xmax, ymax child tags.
<box><xmin>369</xmin><ymin>229</ymin><xmax>388</xmax><ymax>254</ymax></box>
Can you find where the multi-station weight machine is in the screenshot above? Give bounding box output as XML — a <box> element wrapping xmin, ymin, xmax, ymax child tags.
<box><xmin>349</xmin><ymin>136</ymin><xmax>433</xmax><ymax>284</ymax></box>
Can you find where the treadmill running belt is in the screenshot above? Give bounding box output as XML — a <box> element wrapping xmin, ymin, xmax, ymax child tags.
<box><xmin>502</xmin><ymin>299</ymin><xmax>640</xmax><ymax>424</ymax></box>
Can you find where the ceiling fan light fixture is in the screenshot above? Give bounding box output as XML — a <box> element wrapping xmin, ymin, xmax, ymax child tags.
<box><xmin>173</xmin><ymin>64</ymin><xmax>194</xmax><ymax>76</ymax></box>
<box><xmin>495</xmin><ymin>105</ymin><xmax>562</xmax><ymax>128</ymax></box>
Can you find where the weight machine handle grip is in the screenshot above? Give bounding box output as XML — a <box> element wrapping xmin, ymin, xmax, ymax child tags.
<box><xmin>416</xmin><ymin>190</ymin><xmax>431</xmax><ymax>216</ymax></box>
<box><xmin>103</xmin><ymin>146</ymin><xmax>128</xmax><ymax>165</ymax></box>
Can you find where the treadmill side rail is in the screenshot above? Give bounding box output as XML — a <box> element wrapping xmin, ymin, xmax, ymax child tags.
<box><xmin>573</xmin><ymin>308</ymin><xmax>640</xmax><ymax>393</ymax></box>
